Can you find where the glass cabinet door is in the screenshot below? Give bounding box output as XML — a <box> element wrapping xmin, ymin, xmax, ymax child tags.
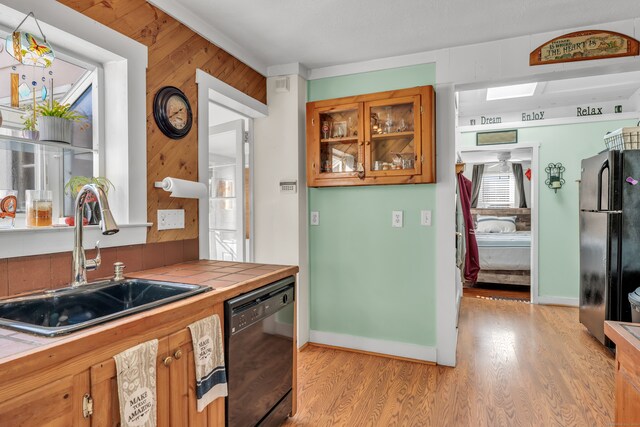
<box><xmin>364</xmin><ymin>95</ymin><xmax>422</xmax><ymax>177</ymax></box>
<box><xmin>312</xmin><ymin>103</ymin><xmax>363</xmax><ymax>179</ymax></box>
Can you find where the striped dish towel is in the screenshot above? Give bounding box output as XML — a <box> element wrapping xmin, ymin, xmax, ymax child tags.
<box><xmin>188</xmin><ymin>314</ymin><xmax>228</xmax><ymax>412</ymax></box>
<box><xmin>113</xmin><ymin>339</ymin><xmax>158</xmax><ymax>427</ymax></box>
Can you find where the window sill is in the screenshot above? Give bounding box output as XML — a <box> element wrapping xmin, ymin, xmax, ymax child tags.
<box><xmin>0</xmin><ymin>223</ymin><xmax>152</xmax><ymax>259</ymax></box>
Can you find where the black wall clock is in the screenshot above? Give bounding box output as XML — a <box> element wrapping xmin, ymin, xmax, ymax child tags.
<box><xmin>153</xmin><ymin>86</ymin><xmax>193</xmax><ymax>139</ymax></box>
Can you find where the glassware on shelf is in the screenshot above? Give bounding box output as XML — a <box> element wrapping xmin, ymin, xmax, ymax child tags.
<box><xmin>0</xmin><ymin>190</ymin><xmax>17</xmax><ymax>229</ymax></box>
<box><xmin>397</xmin><ymin>119</ymin><xmax>407</xmax><ymax>132</ymax></box>
<box><xmin>384</xmin><ymin>107</ymin><xmax>393</xmax><ymax>134</ymax></box>
<box><xmin>321</xmin><ymin>121</ymin><xmax>330</xmax><ymax>139</ymax></box>
<box><xmin>348</xmin><ymin>116</ymin><xmax>357</xmax><ymax>137</ymax></box>
<box><xmin>26</xmin><ymin>189</ymin><xmax>53</xmax><ymax>227</ymax></box>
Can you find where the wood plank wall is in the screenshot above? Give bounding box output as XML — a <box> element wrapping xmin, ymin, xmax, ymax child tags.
<box><xmin>57</xmin><ymin>0</ymin><xmax>267</xmax><ymax>243</ymax></box>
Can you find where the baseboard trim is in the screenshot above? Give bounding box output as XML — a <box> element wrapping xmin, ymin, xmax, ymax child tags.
<box><xmin>298</xmin><ymin>342</ymin><xmax>310</xmax><ymax>352</ymax></box>
<box><xmin>537</xmin><ymin>296</ymin><xmax>579</xmax><ymax>307</ymax></box>
<box><xmin>309</xmin><ymin>330</ymin><xmax>437</xmax><ymax>364</ymax></box>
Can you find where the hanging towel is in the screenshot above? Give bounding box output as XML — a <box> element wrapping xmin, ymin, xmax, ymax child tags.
<box><xmin>113</xmin><ymin>339</ymin><xmax>159</xmax><ymax>427</ymax></box>
<box><xmin>188</xmin><ymin>314</ymin><xmax>228</xmax><ymax>412</ymax></box>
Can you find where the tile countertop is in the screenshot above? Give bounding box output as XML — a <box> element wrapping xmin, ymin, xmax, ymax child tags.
<box><xmin>0</xmin><ymin>260</ymin><xmax>298</xmax><ymax>370</ymax></box>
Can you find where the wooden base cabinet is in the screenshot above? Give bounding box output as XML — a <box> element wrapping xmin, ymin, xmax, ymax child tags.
<box><xmin>90</xmin><ymin>328</ymin><xmax>224</xmax><ymax>427</ymax></box>
<box><xmin>0</xmin><ymin>304</ymin><xmax>225</xmax><ymax>427</ymax></box>
<box><xmin>605</xmin><ymin>321</ymin><xmax>640</xmax><ymax>426</ymax></box>
<box><xmin>306</xmin><ymin>86</ymin><xmax>435</xmax><ymax>187</ymax></box>
<box><xmin>0</xmin><ymin>373</ymin><xmax>91</xmax><ymax>427</ymax></box>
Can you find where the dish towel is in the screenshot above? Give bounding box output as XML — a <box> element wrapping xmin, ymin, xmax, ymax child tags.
<box><xmin>113</xmin><ymin>339</ymin><xmax>159</xmax><ymax>427</ymax></box>
<box><xmin>188</xmin><ymin>314</ymin><xmax>228</xmax><ymax>412</ymax></box>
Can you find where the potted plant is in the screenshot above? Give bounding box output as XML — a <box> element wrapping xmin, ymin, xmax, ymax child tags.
<box><xmin>64</xmin><ymin>176</ymin><xmax>114</xmax><ymax>225</ymax></box>
<box><xmin>37</xmin><ymin>101</ymin><xmax>85</xmax><ymax>144</ymax></box>
<box><xmin>22</xmin><ymin>115</ymin><xmax>39</xmax><ymax>140</ymax></box>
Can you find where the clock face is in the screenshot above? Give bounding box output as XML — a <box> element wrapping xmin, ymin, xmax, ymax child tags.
<box><xmin>167</xmin><ymin>95</ymin><xmax>188</xmax><ymax>130</ymax></box>
<box><xmin>153</xmin><ymin>86</ymin><xmax>192</xmax><ymax>139</ymax></box>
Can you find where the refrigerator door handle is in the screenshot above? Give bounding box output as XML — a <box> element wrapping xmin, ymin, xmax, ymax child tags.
<box><xmin>597</xmin><ymin>159</ymin><xmax>610</xmax><ymax>212</ymax></box>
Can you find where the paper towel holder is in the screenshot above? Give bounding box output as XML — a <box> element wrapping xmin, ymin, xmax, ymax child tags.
<box><xmin>154</xmin><ymin>177</ymin><xmax>207</xmax><ymax>199</ymax></box>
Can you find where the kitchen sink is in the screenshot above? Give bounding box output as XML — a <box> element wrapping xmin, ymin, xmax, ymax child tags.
<box><xmin>0</xmin><ymin>279</ymin><xmax>210</xmax><ymax>337</ymax></box>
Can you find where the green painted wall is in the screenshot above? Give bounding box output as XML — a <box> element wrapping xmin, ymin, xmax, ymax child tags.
<box><xmin>308</xmin><ymin>64</ymin><xmax>436</xmax><ymax>102</ymax></box>
<box><xmin>309</xmin><ymin>64</ymin><xmax>437</xmax><ymax>347</ymax></box>
<box><xmin>460</xmin><ymin>119</ymin><xmax>637</xmax><ymax>299</ymax></box>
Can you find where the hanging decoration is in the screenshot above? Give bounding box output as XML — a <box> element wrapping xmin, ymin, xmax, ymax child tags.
<box><xmin>4</xmin><ymin>12</ymin><xmax>54</xmax><ymax>68</ymax></box>
<box><xmin>18</xmin><ymin>82</ymin><xmax>30</xmax><ymax>100</ymax></box>
<box><xmin>545</xmin><ymin>163</ymin><xmax>565</xmax><ymax>193</ymax></box>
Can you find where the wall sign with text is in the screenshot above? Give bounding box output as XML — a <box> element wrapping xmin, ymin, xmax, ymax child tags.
<box><xmin>460</xmin><ymin>100</ymin><xmax>633</xmax><ymax>128</ymax></box>
<box><xmin>530</xmin><ymin>30</ymin><xmax>639</xmax><ymax>66</ymax></box>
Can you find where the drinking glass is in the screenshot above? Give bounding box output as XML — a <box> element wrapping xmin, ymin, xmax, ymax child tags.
<box><xmin>26</xmin><ymin>190</ymin><xmax>53</xmax><ymax>227</ymax></box>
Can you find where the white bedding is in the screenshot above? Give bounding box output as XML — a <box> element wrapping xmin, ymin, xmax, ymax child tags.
<box><xmin>476</xmin><ymin>231</ymin><xmax>531</xmax><ymax>248</ymax></box>
<box><xmin>476</xmin><ymin>232</ymin><xmax>531</xmax><ymax>270</ymax></box>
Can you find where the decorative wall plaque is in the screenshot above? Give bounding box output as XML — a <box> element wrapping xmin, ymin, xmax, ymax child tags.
<box><xmin>530</xmin><ymin>30</ymin><xmax>639</xmax><ymax>66</ymax></box>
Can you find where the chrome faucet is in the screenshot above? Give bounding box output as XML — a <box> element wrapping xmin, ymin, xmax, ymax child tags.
<box><xmin>71</xmin><ymin>184</ymin><xmax>119</xmax><ymax>287</ymax></box>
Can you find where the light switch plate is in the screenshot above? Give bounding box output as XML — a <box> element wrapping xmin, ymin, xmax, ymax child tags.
<box><xmin>158</xmin><ymin>209</ymin><xmax>185</xmax><ymax>230</ymax></box>
<box><xmin>310</xmin><ymin>211</ymin><xmax>320</xmax><ymax>226</ymax></box>
<box><xmin>392</xmin><ymin>211</ymin><xmax>403</xmax><ymax>228</ymax></box>
<box><xmin>421</xmin><ymin>210</ymin><xmax>432</xmax><ymax>226</ymax></box>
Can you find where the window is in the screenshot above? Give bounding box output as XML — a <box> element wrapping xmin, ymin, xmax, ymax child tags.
<box><xmin>0</xmin><ymin>40</ymin><xmax>98</xmax><ymax>223</ymax></box>
<box><xmin>0</xmin><ymin>1</ymin><xmax>149</xmax><ymax>259</ymax></box>
<box><xmin>478</xmin><ymin>172</ymin><xmax>515</xmax><ymax>208</ymax></box>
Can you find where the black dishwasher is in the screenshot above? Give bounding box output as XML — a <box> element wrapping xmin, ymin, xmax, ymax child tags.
<box><xmin>225</xmin><ymin>276</ymin><xmax>295</xmax><ymax>427</ymax></box>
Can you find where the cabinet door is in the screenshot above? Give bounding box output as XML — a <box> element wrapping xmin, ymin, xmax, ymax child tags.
<box><xmin>0</xmin><ymin>372</ymin><xmax>90</xmax><ymax>427</ymax></box>
<box><xmin>364</xmin><ymin>95</ymin><xmax>422</xmax><ymax>179</ymax></box>
<box><xmin>168</xmin><ymin>329</ymin><xmax>224</xmax><ymax>427</ymax></box>
<box><xmin>89</xmin><ymin>337</ymin><xmax>171</xmax><ymax>427</ymax></box>
<box><xmin>616</xmin><ymin>357</ymin><xmax>640</xmax><ymax>425</ymax></box>
<box><xmin>307</xmin><ymin>103</ymin><xmax>364</xmax><ymax>186</ymax></box>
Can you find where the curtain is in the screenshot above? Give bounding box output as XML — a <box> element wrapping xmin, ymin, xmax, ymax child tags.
<box><xmin>470</xmin><ymin>164</ymin><xmax>484</xmax><ymax>208</ymax></box>
<box><xmin>458</xmin><ymin>173</ymin><xmax>480</xmax><ymax>284</ymax></box>
<box><xmin>512</xmin><ymin>163</ymin><xmax>527</xmax><ymax>208</ymax></box>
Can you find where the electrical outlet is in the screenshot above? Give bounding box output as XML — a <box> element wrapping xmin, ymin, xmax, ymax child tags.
<box><xmin>421</xmin><ymin>210</ymin><xmax>432</xmax><ymax>226</ymax></box>
<box><xmin>310</xmin><ymin>211</ymin><xmax>320</xmax><ymax>226</ymax></box>
<box><xmin>158</xmin><ymin>209</ymin><xmax>185</xmax><ymax>230</ymax></box>
<box><xmin>392</xmin><ymin>211</ymin><xmax>403</xmax><ymax>228</ymax></box>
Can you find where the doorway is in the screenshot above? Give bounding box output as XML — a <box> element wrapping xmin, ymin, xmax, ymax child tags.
<box><xmin>457</xmin><ymin>145</ymin><xmax>538</xmax><ymax>303</ymax></box>
<box><xmin>208</xmin><ymin>106</ymin><xmax>250</xmax><ymax>262</ymax></box>
<box><xmin>195</xmin><ymin>69</ymin><xmax>267</xmax><ymax>262</ymax></box>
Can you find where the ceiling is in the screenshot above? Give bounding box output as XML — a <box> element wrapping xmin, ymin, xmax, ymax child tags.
<box><xmin>458</xmin><ymin>71</ymin><xmax>640</xmax><ymax>117</ymax></box>
<box><xmin>172</xmin><ymin>0</ymin><xmax>640</xmax><ymax>69</ymax></box>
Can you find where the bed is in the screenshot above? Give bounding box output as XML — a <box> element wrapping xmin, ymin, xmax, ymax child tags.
<box><xmin>476</xmin><ymin>232</ymin><xmax>531</xmax><ymax>270</ymax></box>
<box><xmin>471</xmin><ymin>208</ymin><xmax>531</xmax><ymax>286</ymax></box>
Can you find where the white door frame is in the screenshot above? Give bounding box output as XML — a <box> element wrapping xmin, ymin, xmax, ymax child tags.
<box><xmin>457</xmin><ymin>142</ymin><xmax>541</xmax><ymax>303</ymax></box>
<box><xmin>195</xmin><ymin>69</ymin><xmax>267</xmax><ymax>260</ymax></box>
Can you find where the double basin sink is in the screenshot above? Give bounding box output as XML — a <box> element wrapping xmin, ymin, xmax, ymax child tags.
<box><xmin>0</xmin><ymin>279</ymin><xmax>210</xmax><ymax>337</ymax></box>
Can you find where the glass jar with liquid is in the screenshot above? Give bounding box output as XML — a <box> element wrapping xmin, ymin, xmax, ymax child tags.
<box><xmin>26</xmin><ymin>190</ymin><xmax>53</xmax><ymax>227</ymax></box>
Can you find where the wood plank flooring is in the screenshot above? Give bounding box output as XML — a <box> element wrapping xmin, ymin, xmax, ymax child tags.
<box><xmin>464</xmin><ymin>284</ymin><xmax>531</xmax><ymax>301</ymax></box>
<box><xmin>285</xmin><ymin>297</ymin><xmax>615</xmax><ymax>426</ymax></box>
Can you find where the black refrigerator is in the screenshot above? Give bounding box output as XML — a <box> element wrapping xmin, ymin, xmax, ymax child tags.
<box><xmin>579</xmin><ymin>150</ymin><xmax>640</xmax><ymax>346</ymax></box>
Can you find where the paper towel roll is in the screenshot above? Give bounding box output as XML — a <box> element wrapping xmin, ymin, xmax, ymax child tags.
<box><xmin>156</xmin><ymin>177</ymin><xmax>207</xmax><ymax>199</ymax></box>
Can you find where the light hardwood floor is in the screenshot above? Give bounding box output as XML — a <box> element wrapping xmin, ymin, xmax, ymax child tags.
<box><xmin>284</xmin><ymin>297</ymin><xmax>615</xmax><ymax>426</ymax></box>
<box><xmin>463</xmin><ymin>284</ymin><xmax>531</xmax><ymax>301</ymax></box>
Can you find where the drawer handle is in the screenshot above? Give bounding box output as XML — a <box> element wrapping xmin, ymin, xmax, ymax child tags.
<box><xmin>163</xmin><ymin>356</ymin><xmax>173</xmax><ymax>367</ymax></box>
<box><xmin>174</xmin><ymin>349</ymin><xmax>183</xmax><ymax>360</ymax></box>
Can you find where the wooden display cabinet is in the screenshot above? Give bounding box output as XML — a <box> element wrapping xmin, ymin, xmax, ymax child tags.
<box><xmin>306</xmin><ymin>86</ymin><xmax>435</xmax><ymax>187</ymax></box>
